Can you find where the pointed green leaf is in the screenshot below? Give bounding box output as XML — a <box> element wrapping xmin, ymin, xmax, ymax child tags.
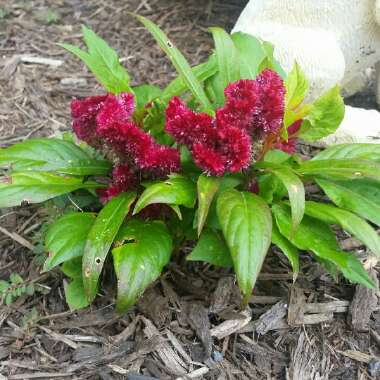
<box><xmin>298</xmin><ymin>85</ymin><xmax>345</xmax><ymax>142</ymax></box>
<box><xmin>197</xmin><ymin>174</ymin><xmax>221</xmax><ymax>236</ymax></box>
<box><xmin>64</xmin><ymin>278</ymin><xmax>90</xmax><ymax>310</ymax></box>
<box><xmin>285</xmin><ymin>62</ymin><xmax>308</xmax><ymax>110</ymax></box>
<box><xmin>271</xmin><ymin>223</ymin><xmax>299</xmax><ymax>279</ymax></box>
<box><xmin>269</xmin><ymin>166</ymin><xmax>305</xmax><ymax>233</ymax></box>
<box><xmin>61</xmin><ymin>257</ymin><xmax>83</xmax><ymax>279</ymax></box>
<box><xmin>272</xmin><ymin>203</ymin><xmax>374</xmax><ymax>288</ymax></box>
<box><xmin>112</xmin><ymin>220</ymin><xmax>172</xmax><ymax>312</ymax></box>
<box><xmin>209</xmin><ymin>27</ymin><xmax>240</xmax><ymax>92</ymax></box>
<box><xmin>187</xmin><ymin>229</ymin><xmax>232</xmax><ymax>268</ymax></box>
<box><xmin>304</xmin><ymin>201</ymin><xmax>380</xmax><ymax>258</ymax></box>
<box><xmin>135</xmin><ymin>14</ymin><xmax>212</xmax><ymax>112</ymax></box>
<box><xmin>133</xmin><ymin>175</ymin><xmax>196</xmax><ymax>215</ymax></box>
<box><xmin>312</xmin><ymin>143</ymin><xmax>380</xmax><ymax>162</ymax></box>
<box><xmin>133</xmin><ymin>84</ymin><xmax>162</xmax><ymax>110</ymax></box>
<box><xmin>231</xmin><ymin>32</ymin><xmax>266</xmax><ymax>79</ymax></box>
<box><xmin>316</xmin><ymin>178</ymin><xmax>380</xmax><ymax>226</ymax></box>
<box><xmin>0</xmin><ymin>172</ymin><xmax>101</xmax><ymax>208</ymax></box>
<box><xmin>44</xmin><ymin>212</ymin><xmax>96</xmax><ymax>271</ymax></box>
<box><xmin>0</xmin><ymin>138</ymin><xmax>111</xmax><ymax>175</ymax></box>
<box><xmin>259</xmin><ymin>41</ymin><xmax>286</xmax><ymax>78</ymax></box>
<box><xmin>161</xmin><ymin>55</ymin><xmax>218</xmax><ymax>103</ymax></box>
<box><xmin>217</xmin><ymin>190</ymin><xmax>272</xmax><ymax>304</ymax></box>
<box><xmin>297</xmin><ymin>159</ymin><xmax>380</xmax><ymax>181</ymax></box>
<box><xmin>82</xmin><ymin>192</ymin><xmax>136</xmax><ymax>302</ymax></box>
<box><xmin>59</xmin><ymin>25</ymin><xmax>132</xmax><ymax>94</ymax></box>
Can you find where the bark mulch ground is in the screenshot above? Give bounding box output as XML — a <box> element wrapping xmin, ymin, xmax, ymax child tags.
<box><xmin>0</xmin><ymin>1</ymin><xmax>380</xmax><ymax>379</ymax></box>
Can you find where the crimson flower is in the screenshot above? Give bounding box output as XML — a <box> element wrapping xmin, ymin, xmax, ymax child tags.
<box><xmin>165</xmin><ymin>69</ymin><xmax>285</xmax><ymax>176</ymax></box>
<box><xmin>97</xmin><ymin>164</ymin><xmax>137</xmax><ymax>204</ymax></box>
<box><xmin>71</xmin><ymin>95</ymin><xmax>107</xmax><ymax>147</ymax></box>
<box><xmin>71</xmin><ymin>92</ymin><xmax>181</xmax><ymax>202</ymax></box>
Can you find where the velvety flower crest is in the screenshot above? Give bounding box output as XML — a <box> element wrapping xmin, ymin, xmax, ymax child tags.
<box><xmin>71</xmin><ymin>95</ymin><xmax>107</xmax><ymax>147</ymax></box>
<box><xmin>71</xmin><ymin>92</ymin><xmax>181</xmax><ymax>201</ymax></box>
<box><xmin>165</xmin><ymin>69</ymin><xmax>285</xmax><ymax>175</ymax></box>
<box><xmin>97</xmin><ymin>164</ymin><xmax>137</xmax><ymax>204</ymax></box>
<box><xmin>165</xmin><ymin>97</ymin><xmax>252</xmax><ymax>176</ymax></box>
<box><xmin>72</xmin><ymin>92</ymin><xmax>180</xmax><ymax>178</ymax></box>
<box><xmin>217</xmin><ymin>69</ymin><xmax>285</xmax><ymax>134</ymax></box>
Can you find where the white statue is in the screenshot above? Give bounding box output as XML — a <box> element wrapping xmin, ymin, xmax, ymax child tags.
<box><xmin>232</xmin><ymin>0</ymin><xmax>380</xmax><ymax>145</ymax></box>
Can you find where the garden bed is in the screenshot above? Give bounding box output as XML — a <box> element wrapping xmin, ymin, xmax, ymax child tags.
<box><xmin>0</xmin><ymin>1</ymin><xmax>379</xmax><ymax>379</ymax></box>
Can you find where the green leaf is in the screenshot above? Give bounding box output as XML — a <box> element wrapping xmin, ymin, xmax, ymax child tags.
<box><xmin>258</xmin><ymin>173</ymin><xmax>287</xmax><ymax>204</ymax></box>
<box><xmin>259</xmin><ymin>41</ymin><xmax>286</xmax><ymax>78</ymax></box>
<box><xmin>298</xmin><ymin>85</ymin><xmax>345</xmax><ymax>142</ymax></box>
<box><xmin>304</xmin><ymin>201</ymin><xmax>380</xmax><ymax>258</ymax></box>
<box><xmin>112</xmin><ymin>220</ymin><xmax>172</xmax><ymax>312</ymax></box>
<box><xmin>82</xmin><ymin>192</ymin><xmax>136</xmax><ymax>302</ymax></box>
<box><xmin>285</xmin><ymin>62</ymin><xmax>308</xmax><ymax>110</ymax></box>
<box><xmin>272</xmin><ymin>203</ymin><xmax>374</xmax><ymax>288</ymax></box>
<box><xmin>61</xmin><ymin>257</ymin><xmax>82</xmax><ymax>279</ymax></box>
<box><xmin>297</xmin><ymin>159</ymin><xmax>380</xmax><ymax>181</ymax></box>
<box><xmin>44</xmin><ymin>213</ymin><xmax>96</xmax><ymax>271</ymax></box>
<box><xmin>187</xmin><ymin>229</ymin><xmax>232</xmax><ymax>268</ymax></box>
<box><xmin>10</xmin><ymin>273</ymin><xmax>23</xmax><ymax>285</ymax></box>
<box><xmin>64</xmin><ymin>278</ymin><xmax>90</xmax><ymax>310</ymax></box>
<box><xmin>205</xmin><ymin>71</ymin><xmax>225</xmax><ymax>107</ymax></box>
<box><xmin>135</xmin><ymin>14</ymin><xmax>212</xmax><ymax>112</ymax></box>
<box><xmin>0</xmin><ymin>138</ymin><xmax>111</xmax><ymax>175</ymax></box>
<box><xmin>133</xmin><ymin>175</ymin><xmax>196</xmax><ymax>215</ymax></box>
<box><xmin>0</xmin><ymin>172</ymin><xmax>101</xmax><ymax>208</ymax></box>
<box><xmin>59</xmin><ymin>26</ymin><xmax>132</xmax><ymax>94</ymax></box>
<box><xmin>316</xmin><ymin>178</ymin><xmax>380</xmax><ymax>226</ymax></box>
<box><xmin>197</xmin><ymin>175</ymin><xmax>221</xmax><ymax>237</ymax></box>
<box><xmin>5</xmin><ymin>293</ymin><xmax>13</xmax><ymax>305</ymax></box>
<box><xmin>217</xmin><ymin>190</ymin><xmax>272</xmax><ymax>304</ymax></box>
<box><xmin>271</xmin><ymin>223</ymin><xmax>299</xmax><ymax>279</ymax></box>
<box><xmin>312</xmin><ymin>143</ymin><xmax>380</xmax><ymax>162</ymax></box>
<box><xmin>231</xmin><ymin>32</ymin><xmax>266</xmax><ymax>79</ymax></box>
<box><xmin>263</xmin><ymin>149</ymin><xmax>292</xmax><ymax>164</ymax></box>
<box><xmin>161</xmin><ymin>56</ymin><xmax>218</xmax><ymax>103</ymax></box>
<box><xmin>209</xmin><ymin>27</ymin><xmax>240</xmax><ymax>92</ymax></box>
<box><xmin>269</xmin><ymin>166</ymin><xmax>305</xmax><ymax>233</ymax></box>
<box><xmin>133</xmin><ymin>84</ymin><xmax>162</xmax><ymax>110</ymax></box>
<box><xmin>0</xmin><ymin>280</ymin><xmax>9</xmax><ymax>292</ymax></box>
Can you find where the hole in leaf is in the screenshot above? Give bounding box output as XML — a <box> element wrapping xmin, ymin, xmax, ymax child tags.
<box><xmin>95</xmin><ymin>257</ymin><xmax>102</xmax><ymax>265</ymax></box>
<box><xmin>167</xmin><ymin>40</ymin><xmax>173</xmax><ymax>48</ymax></box>
<box><xmin>124</xmin><ymin>238</ymin><xmax>136</xmax><ymax>244</ymax></box>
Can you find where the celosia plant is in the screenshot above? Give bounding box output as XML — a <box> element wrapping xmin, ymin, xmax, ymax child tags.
<box><xmin>1</xmin><ymin>16</ymin><xmax>379</xmax><ymax>311</ymax></box>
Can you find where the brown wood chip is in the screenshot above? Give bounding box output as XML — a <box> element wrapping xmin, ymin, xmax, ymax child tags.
<box><xmin>349</xmin><ymin>269</ymin><xmax>379</xmax><ymax>331</ymax></box>
<box><xmin>186</xmin><ymin>303</ymin><xmax>212</xmax><ymax>358</ymax></box>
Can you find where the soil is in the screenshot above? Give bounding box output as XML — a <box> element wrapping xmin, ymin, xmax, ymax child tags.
<box><xmin>0</xmin><ymin>1</ymin><xmax>380</xmax><ymax>379</ymax></box>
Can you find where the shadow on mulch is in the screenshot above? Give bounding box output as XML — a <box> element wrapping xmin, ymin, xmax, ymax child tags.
<box><xmin>0</xmin><ymin>1</ymin><xmax>380</xmax><ymax>379</ymax></box>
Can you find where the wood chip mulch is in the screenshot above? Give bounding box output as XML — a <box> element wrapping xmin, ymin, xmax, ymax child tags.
<box><xmin>0</xmin><ymin>1</ymin><xmax>380</xmax><ymax>379</ymax></box>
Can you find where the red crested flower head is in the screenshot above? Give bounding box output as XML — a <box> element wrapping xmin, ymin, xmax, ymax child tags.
<box><xmin>71</xmin><ymin>95</ymin><xmax>107</xmax><ymax>147</ymax></box>
<box><xmin>254</xmin><ymin>69</ymin><xmax>285</xmax><ymax>133</ymax></box>
<box><xmin>217</xmin><ymin>69</ymin><xmax>285</xmax><ymax>134</ymax></box>
<box><xmin>164</xmin><ymin>70</ymin><xmax>285</xmax><ymax>175</ymax></box>
<box><xmin>97</xmin><ymin>164</ymin><xmax>137</xmax><ymax>204</ymax></box>
<box><xmin>71</xmin><ymin>92</ymin><xmax>180</xmax><ymax>180</ymax></box>
<box><xmin>96</xmin><ymin>93</ymin><xmax>180</xmax><ymax>176</ymax></box>
<box><xmin>165</xmin><ymin>97</ymin><xmax>252</xmax><ymax>176</ymax></box>
<box><xmin>165</xmin><ymin>96</ymin><xmax>215</xmax><ymax>146</ymax></box>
